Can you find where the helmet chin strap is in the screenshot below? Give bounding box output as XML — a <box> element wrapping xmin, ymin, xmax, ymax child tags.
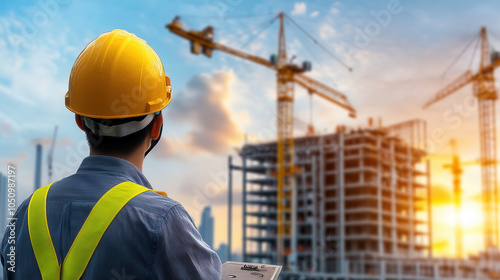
<box><xmin>145</xmin><ymin>124</ymin><xmax>163</xmax><ymax>158</ymax></box>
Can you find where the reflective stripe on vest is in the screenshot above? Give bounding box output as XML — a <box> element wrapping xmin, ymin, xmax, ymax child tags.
<box><xmin>28</xmin><ymin>181</ymin><xmax>167</xmax><ymax>280</ymax></box>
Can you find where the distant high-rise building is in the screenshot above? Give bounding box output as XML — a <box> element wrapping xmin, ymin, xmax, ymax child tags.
<box><xmin>199</xmin><ymin>206</ymin><xmax>214</xmax><ymax>249</ymax></box>
<box><xmin>0</xmin><ymin>172</ymin><xmax>7</xmax><ymax>230</ymax></box>
<box><xmin>34</xmin><ymin>143</ymin><xmax>42</xmax><ymax>191</ymax></box>
<box><xmin>0</xmin><ymin>172</ymin><xmax>6</xmax><ymax>280</ymax></box>
<box><xmin>217</xmin><ymin>243</ymin><xmax>228</xmax><ymax>263</ymax></box>
<box><xmin>216</xmin><ymin>243</ymin><xmax>241</xmax><ymax>263</ymax></box>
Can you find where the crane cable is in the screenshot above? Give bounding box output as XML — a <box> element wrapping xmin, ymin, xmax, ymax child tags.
<box><xmin>467</xmin><ymin>35</ymin><xmax>481</xmax><ymax>71</ymax></box>
<box><xmin>176</xmin><ymin>13</ymin><xmax>275</xmax><ymax>39</ymax></box>
<box><xmin>285</xmin><ymin>18</ymin><xmax>339</xmax><ymax>88</ymax></box>
<box><xmin>284</xmin><ymin>14</ymin><xmax>352</xmax><ymax>72</ymax></box>
<box><xmin>177</xmin><ymin>13</ymin><xmax>274</xmax><ymax>20</ymax></box>
<box><xmin>241</xmin><ymin>15</ymin><xmax>278</xmax><ymax>49</ymax></box>
<box><xmin>441</xmin><ymin>33</ymin><xmax>479</xmax><ymax>80</ymax></box>
<box><xmin>285</xmin><ymin>19</ymin><xmax>319</xmax><ymax>63</ymax></box>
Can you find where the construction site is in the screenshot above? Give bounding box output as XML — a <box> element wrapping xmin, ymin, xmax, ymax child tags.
<box><xmin>231</xmin><ymin>122</ymin><xmax>500</xmax><ymax>279</ymax></box>
<box><xmin>2</xmin><ymin>2</ymin><xmax>500</xmax><ymax>280</ymax></box>
<box><xmin>167</xmin><ymin>10</ymin><xmax>500</xmax><ymax>280</ymax></box>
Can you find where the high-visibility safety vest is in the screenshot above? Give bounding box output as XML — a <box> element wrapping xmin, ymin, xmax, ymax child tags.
<box><xmin>28</xmin><ymin>181</ymin><xmax>167</xmax><ymax>280</ymax></box>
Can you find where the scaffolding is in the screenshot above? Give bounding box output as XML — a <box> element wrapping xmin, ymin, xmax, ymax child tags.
<box><xmin>229</xmin><ymin>119</ymin><xmax>500</xmax><ymax>279</ymax></box>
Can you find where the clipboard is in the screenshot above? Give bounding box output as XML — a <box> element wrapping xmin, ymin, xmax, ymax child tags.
<box><xmin>221</xmin><ymin>261</ymin><xmax>282</xmax><ymax>280</ymax></box>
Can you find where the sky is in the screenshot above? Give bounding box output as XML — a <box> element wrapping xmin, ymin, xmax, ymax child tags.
<box><xmin>1</xmin><ymin>0</ymin><xmax>500</xmax><ymax>258</ymax></box>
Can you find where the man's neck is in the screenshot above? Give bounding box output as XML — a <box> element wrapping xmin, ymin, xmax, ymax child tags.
<box><xmin>89</xmin><ymin>150</ymin><xmax>145</xmax><ymax>172</ymax></box>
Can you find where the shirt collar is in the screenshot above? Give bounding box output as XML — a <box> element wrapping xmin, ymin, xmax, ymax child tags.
<box><xmin>77</xmin><ymin>155</ymin><xmax>152</xmax><ymax>189</ymax></box>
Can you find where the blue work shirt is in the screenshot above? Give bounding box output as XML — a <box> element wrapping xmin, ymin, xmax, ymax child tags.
<box><xmin>1</xmin><ymin>155</ymin><xmax>222</xmax><ymax>279</ymax></box>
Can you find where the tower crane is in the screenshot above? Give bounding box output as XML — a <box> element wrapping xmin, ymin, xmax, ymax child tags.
<box><xmin>443</xmin><ymin>139</ymin><xmax>500</xmax><ymax>258</ymax></box>
<box><xmin>443</xmin><ymin>139</ymin><xmax>463</xmax><ymax>258</ymax></box>
<box><xmin>423</xmin><ymin>27</ymin><xmax>500</xmax><ymax>250</ymax></box>
<box><xmin>166</xmin><ymin>13</ymin><xmax>356</xmax><ymax>265</ymax></box>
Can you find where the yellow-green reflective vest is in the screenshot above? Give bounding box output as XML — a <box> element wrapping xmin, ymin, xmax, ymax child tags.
<box><xmin>28</xmin><ymin>181</ymin><xmax>167</xmax><ymax>280</ymax></box>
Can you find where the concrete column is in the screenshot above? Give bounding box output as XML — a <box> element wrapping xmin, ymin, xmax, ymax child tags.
<box><xmin>377</xmin><ymin>136</ymin><xmax>384</xmax><ymax>255</ymax></box>
<box><xmin>360</xmin><ymin>141</ymin><xmax>364</xmax><ymax>183</ymax></box>
<box><xmin>381</xmin><ymin>260</ymin><xmax>386</xmax><ymax>280</ymax></box>
<box><xmin>289</xmin><ymin>167</ymin><xmax>298</xmax><ymax>272</ymax></box>
<box><xmin>228</xmin><ymin>156</ymin><xmax>233</xmax><ymax>261</ymax></box>
<box><xmin>360</xmin><ymin>256</ymin><xmax>365</xmax><ymax>275</ymax></box>
<box><xmin>319</xmin><ymin>137</ymin><xmax>326</xmax><ymax>273</ymax></box>
<box><xmin>433</xmin><ymin>263</ymin><xmax>439</xmax><ymax>279</ymax></box>
<box><xmin>397</xmin><ymin>260</ymin><xmax>402</xmax><ymax>280</ymax></box>
<box><xmin>390</xmin><ymin>141</ymin><xmax>398</xmax><ymax>255</ymax></box>
<box><xmin>242</xmin><ymin>156</ymin><xmax>247</xmax><ymax>262</ymax></box>
<box><xmin>407</xmin><ymin>145</ymin><xmax>415</xmax><ymax>256</ymax></box>
<box><xmin>312</xmin><ymin>155</ymin><xmax>318</xmax><ymax>272</ymax></box>
<box><xmin>337</xmin><ymin>133</ymin><xmax>346</xmax><ymax>274</ymax></box>
<box><xmin>258</xmin><ymin>183</ymin><xmax>262</xmax><ymax>262</ymax></box>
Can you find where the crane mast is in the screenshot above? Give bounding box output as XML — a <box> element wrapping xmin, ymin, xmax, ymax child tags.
<box><xmin>423</xmin><ymin>27</ymin><xmax>499</xmax><ymax>250</ymax></box>
<box><xmin>476</xmin><ymin>27</ymin><xmax>499</xmax><ymax>249</ymax></box>
<box><xmin>166</xmin><ymin>13</ymin><xmax>356</xmax><ymax>266</ymax></box>
<box><xmin>443</xmin><ymin>139</ymin><xmax>463</xmax><ymax>257</ymax></box>
<box><xmin>275</xmin><ymin>12</ymin><xmax>295</xmax><ymax>265</ymax></box>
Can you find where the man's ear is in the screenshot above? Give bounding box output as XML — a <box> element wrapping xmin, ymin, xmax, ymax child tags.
<box><xmin>151</xmin><ymin>114</ymin><xmax>163</xmax><ymax>140</ymax></box>
<box><xmin>75</xmin><ymin>114</ymin><xmax>85</xmax><ymax>131</ymax></box>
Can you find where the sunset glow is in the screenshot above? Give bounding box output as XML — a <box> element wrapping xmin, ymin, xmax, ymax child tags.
<box><xmin>2</xmin><ymin>1</ymin><xmax>500</xmax><ymax>268</ymax></box>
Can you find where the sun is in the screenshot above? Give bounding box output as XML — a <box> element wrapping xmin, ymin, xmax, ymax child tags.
<box><xmin>434</xmin><ymin>201</ymin><xmax>484</xmax><ymax>256</ymax></box>
<box><xmin>458</xmin><ymin>202</ymin><xmax>483</xmax><ymax>229</ymax></box>
<box><xmin>438</xmin><ymin>201</ymin><xmax>483</xmax><ymax>230</ymax></box>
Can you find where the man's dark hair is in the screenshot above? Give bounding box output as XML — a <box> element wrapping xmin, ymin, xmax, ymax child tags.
<box><xmin>83</xmin><ymin>115</ymin><xmax>156</xmax><ymax>154</ymax></box>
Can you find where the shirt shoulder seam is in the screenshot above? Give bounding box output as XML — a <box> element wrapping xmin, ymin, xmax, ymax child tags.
<box><xmin>149</xmin><ymin>204</ymin><xmax>184</xmax><ymax>278</ymax></box>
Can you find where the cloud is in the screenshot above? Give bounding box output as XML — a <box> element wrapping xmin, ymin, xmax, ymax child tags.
<box><xmin>156</xmin><ymin>137</ymin><xmax>204</xmax><ymax>159</ymax></box>
<box><xmin>319</xmin><ymin>24</ymin><xmax>336</xmax><ymax>39</ymax></box>
<box><xmin>0</xmin><ymin>12</ymin><xmax>73</xmax><ymax>115</ymax></box>
<box><xmin>310</xmin><ymin>11</ymin><xmax>319</xmax><ymax>18</ymax></box>
<box><xmin>0</xmin><ymin>37</ymin><xmax>65</xmax><ymax>106</ymax></box>
<box><xmin>2</xmin><ymin>151</ymin><xmax>29</xmax><ymax>166</ymax></box>
<box><xmin>0</xmin><ymin>112</ymin><xmax>18</xmax><ymax>133</ymax></box>
<box><xmin>31</xmin><ymin>137</ymin><xmax>74</xmax><ymax>147</ymax></box>
<box><xmin>160</xmin><ymin>71</ymin><xmax>243</xmax><ymax>156</ymax></box>
<box><xmin>431</xmin><ymin>184</ymin><xmax>453</xmax><ymax>206</ymax></box>
<box><xmin>331</xmin><ymin>7</ymin><xmax>340</xmax><ymax>15</ymax></box>
<box><xmin>467</xmin><ymin>192</ymin><xmax>483</xmax><ymax>203</ymax></box>
<box><xmin>432</xmin><ymin>239</ymin><xmax>450</xmax><ymax>251</ymax></box>
<box><xmin>177</xmin><ymin>180</ymin><xmax>243</xmax><ymax>207</ymax></box>
<box><xmin>0</xmin><ymin>121</ymin><xmax>12</xmax><ymax>135</ymax></box>
<box><xmin>291</xmin><ymin>2</ymin><xmax>307</xmax><ymax>15</ymax></box>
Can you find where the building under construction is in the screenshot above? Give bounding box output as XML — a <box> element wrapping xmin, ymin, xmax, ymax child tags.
<box><xmin>167</xmin><ymin>14</ymin><xmax>500</xmax><ymax>279</ymax></box>
<box><xmin>229</xmin><ymin>119</ymin><xmax>500</xmax><ymax>280</ymax></box>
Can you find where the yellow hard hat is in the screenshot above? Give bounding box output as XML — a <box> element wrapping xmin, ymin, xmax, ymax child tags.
<box><xmin>65</xmin><ymin>29</ymin><xmax>172</xmax><ymax>119</ymax></box>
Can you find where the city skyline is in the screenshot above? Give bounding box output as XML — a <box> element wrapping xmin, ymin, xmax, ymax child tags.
<box><xmin>199</xmin><ymin>206</ymin><xmax>214</xmax><ymax>249</ymax></box>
